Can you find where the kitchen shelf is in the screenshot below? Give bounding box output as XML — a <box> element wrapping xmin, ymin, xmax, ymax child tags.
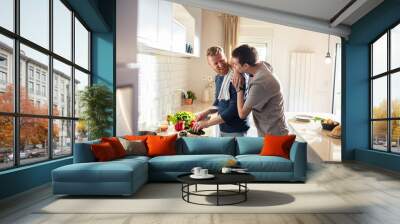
<box><xmin>137</xmin><ymin>40</ymin><xmax>199</xmax><ymax>58</ymax></box>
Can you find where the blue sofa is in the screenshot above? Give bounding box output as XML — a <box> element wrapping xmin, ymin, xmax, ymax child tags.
<box><xmin>52</xmin><ymin>137</ymin><xmax>307</xmax><ymax>196</ymax></box>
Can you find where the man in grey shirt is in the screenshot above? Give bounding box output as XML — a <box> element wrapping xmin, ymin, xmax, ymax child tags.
<box><xmin>231</xmin><ymin>44</ymin><xmax>288</xmax><ymax>136</ymax></box>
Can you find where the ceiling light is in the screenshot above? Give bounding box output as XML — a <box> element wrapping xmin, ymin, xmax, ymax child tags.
<box><xmin>325</xmin><ymin>52</ymin><xmax>332</xmax><ymax>64</ymax></box>
<box><xmin>325</xmin><ymin>34</ymin><xmax>332</xmax><ymax>64</ymax></box>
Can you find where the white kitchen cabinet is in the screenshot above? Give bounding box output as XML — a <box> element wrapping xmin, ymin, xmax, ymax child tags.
<box><xmin>157</xmin><ymin>0</ymin><xmax>172</xmax><ymax>50</ymax></box>
<box><xmin>137</xmin><ymin>0</ymin><xmax>200</xmax><ymax>58</ymax></box>
<box><xmin>171</xmin><ymin>20</ymin><xmax>186</xmax><ymax>53</ymax></box>
<box><xmin>137</xmin><ymin>0</ymin><xmax>158</xmax><ymax>45</ymax></box>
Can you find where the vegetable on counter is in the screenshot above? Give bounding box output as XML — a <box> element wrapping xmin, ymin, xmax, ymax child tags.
<box><xmin>167</xmin><ymin>111</ymin><xmax>205</xmax><ymax>135</ymax></box>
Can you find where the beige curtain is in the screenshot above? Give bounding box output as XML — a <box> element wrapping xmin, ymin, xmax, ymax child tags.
<box><xmin>223</xmin><ymin>14</ymin><xmax>239</xmax><ymax>61</ymax></box>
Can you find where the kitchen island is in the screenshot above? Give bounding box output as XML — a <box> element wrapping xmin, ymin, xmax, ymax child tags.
<box><xmin>286</xmin><ymin>113</ymin><xmax>341</xmax><ymax>163</ymax></box>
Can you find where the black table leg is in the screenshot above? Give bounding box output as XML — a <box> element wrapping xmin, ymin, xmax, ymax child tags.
<box><xmin>216</xmin><ymin>184</ymin><xmax>219</xmax><ymax>206</ymax></box>
<box><xmin>181</xmin><ymin>184</ymin><xmax>183</xmax><ymax>199</ymax></box>
<box><xmin>245</xmin><ymin>183</ymin><xmax>247</xmax><ymax>201</ymax></box>
<box><xmin>187</xmin><ymin>184</ymin><xmax>190</xmax><ymax>202</ymax></box>
<box><xmin>180</xmin><ymin>182</ymin><xmax>250</xmax><ymax>206</ymax></box>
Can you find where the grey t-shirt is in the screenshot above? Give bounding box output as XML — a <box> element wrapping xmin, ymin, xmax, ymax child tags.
<box><xmin>244</xmin><ymin>62</ymin><xmax>288</xmax><ymax>136</ymax></box>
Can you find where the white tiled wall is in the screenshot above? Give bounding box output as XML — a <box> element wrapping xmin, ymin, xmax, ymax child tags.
<box><xmin>137</xmin><ymin>53</ymin><xmax>189</xmax><ymax>130</ymax></box>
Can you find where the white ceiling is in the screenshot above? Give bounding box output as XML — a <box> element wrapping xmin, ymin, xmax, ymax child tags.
<box><xmin>171</xmin><ymin>0</ymin><xmax>384</xmax><ymax>37</ymax></box>
<box><xmin>224</xmin><ymin>0</ymin><xmax>352</xmax><ymax>23</ymax></box>
<box><xmin>222</xmin><ymin>0</ymin><xmax>383</xmax><ymax>26</ymax></box>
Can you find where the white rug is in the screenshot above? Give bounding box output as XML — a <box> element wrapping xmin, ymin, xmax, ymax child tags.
<box><xmin>38</xmin><ymin>183</ymin><xmax>361</xmax><ymax>214</ymax></box>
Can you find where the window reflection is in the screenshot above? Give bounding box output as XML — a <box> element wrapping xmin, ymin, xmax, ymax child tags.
<box><xmin>53</xmin><ymin>119</ymin><xmax>72</xmax><ymax>157</ymax></box>
<box><xmin>372</xmin><ymin>77</ymin><xmax>387</xmax><ymax>119</ymax></box>
<box><xmin>372</xmin><ymin>121</ymin><xmax>388</xmax><ymax>151</ymax></box>
<box><xmin>19</xmin><ymin>117</ymin><xmax>49</xmax><ymax>165</ymax></box>
<box><xmin>372</xmin><ymin>34</ymin><xmax>387</xmax><ymax>76</ymax></box>
<box><xmin>20</xmin><ymin>0</ymin><xmax>49</xmax><ymax>49</ymax></box>
<box><xmin>391</xmin><ymin>24</ymin><xmax>400</xmax><ymax>70</ymax></box>
<box><xmin>74</xmin><ymin>18</ymin><xmax>89</xmax><ymax>70</ymax></box>
<box><xmin>53</xmin><ymin>0</ymin><xmax>72</xmax><ymax>60</ymax></box>
<box><xmin>20</xmin><ymin>44</ymin><xmax>49</xmax><ymax>115</ymax></box>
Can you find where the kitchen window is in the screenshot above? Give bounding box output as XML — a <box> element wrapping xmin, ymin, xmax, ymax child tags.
<box><xmin>370</xmin><ymin>23</ymin><xmax>400</xmax><ymax>154</ymax></box>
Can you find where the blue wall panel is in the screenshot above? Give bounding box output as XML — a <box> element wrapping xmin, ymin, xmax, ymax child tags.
<box><xmin>91</xmin><ymin>0</ymin><xmax>116</xmax><ymax>135</ymax></box>
<box><xmin>0</xmin><ymin>158</ymin><xmax>72</xmax><ymax>199</ymax></box>
<box><xmin>92</xmin><ymin>33</ymin><xmax>114</xmax><ymax>87</ymax></box>
<box><xmin>343</xmin><ymin>0</ymin><xmax>400</xmax><ymax>171</ymax></box>
<box><xmin>342</xmin><ymin>44</ymin><xmax>369</xmax><ymax>160</ymax></box>
<box><xmin>355</xmin><ymin>149</ymin><xmax>400</xmax><ymax>172</ymax></box>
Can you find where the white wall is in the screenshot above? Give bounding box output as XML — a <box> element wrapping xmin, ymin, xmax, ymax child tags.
<box><xmin>137</xmin><ymin>54</ymin><xmax>189</xmax><ymax>130</ymax></box>
<box><xmin>116</xmin><ymin>0</ymin><xmax>139</xmax><ymax>136</ymax></box>
<box><xmin>186</xmin><ymin>10</ymin><xmax>224</xmax><ymax>101</ymax></box>
<box><xmin>239</xmin><ymin>17</ymin><xmax>341</xmax><ymax>113</ymax></box>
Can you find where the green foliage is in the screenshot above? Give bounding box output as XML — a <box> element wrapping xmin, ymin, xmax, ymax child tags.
<box><xmin>167</xmin><ymin>111</ymin><xmax>195</xmax><ymax>129</ymax></box>
<box><xmin>186</xmin><ymin>90</ymin><xmax>197</xmax><ymax>100</ymax></box>
<box><xmin>372</xmin><ymin>99</ymin><xmax>400</xmax><ymax>140</ymax></box>
<box><xmin>313</xmin><ymin>116</ymin><xmax>324</xmax><ymax>122</ymax></box>
<box><xmin>79</xmin><ymin>84</ymin><xmax>113</xmax><ymax>140</ymax></box>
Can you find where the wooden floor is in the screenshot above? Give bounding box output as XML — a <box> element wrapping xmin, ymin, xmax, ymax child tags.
<box><xmin>1</xmin><ymin>162</ymin><xmax>400</xmax><ymax>224</ymax></box>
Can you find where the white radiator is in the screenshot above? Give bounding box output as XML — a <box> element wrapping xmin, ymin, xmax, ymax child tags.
<box><xmin>288</xmin><ymin>52</ymin><xmax>315</xmax><ymax>112</ymax></box>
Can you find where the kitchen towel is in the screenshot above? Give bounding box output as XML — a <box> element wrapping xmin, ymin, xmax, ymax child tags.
<box><xmin>217</xmin><ymin>68</ymin><xmax>234</xmax><ymax>101</ymax></box>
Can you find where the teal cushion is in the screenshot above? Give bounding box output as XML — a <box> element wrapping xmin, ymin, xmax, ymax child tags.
<box><xmin>53</xmin><ymin>159</ymin><xmax>147</xmax><ymax>183</ymax></box>
<box><xmin>177</xmin><ymin>137</ymin><xmax>236</xmax><ymax>155</ymax></box>
<box><xmin>149</xmin><ymin>154</ymin><xmax>235</xmax><ymax>172</ymax></box>
<box><xmin>73</xmin><ymin>139</ymin><xmax>101</xmax><ymax>163</ymax></box>
<box><xmin>236</xmin><ymin>155</ymin><xmax>293</xmax><ymax>172</ymax></box>
<box><xmin>236</xmin><ymin>137</ymin><xmax>264</xmax><ymax>155</ymax></box>
<box><xmin>116</xmin><ymin>155</ymin><xmax>150</xmax><ymax>163</ymax></box>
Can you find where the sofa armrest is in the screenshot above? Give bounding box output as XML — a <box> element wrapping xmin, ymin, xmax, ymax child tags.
<box><xmin>73</xmin><ymin>140</ymin><xmax>100</xmax><ymax>163</ymax></box>
<box><xmin>289</xmin><ymin>141</ymin><xmax>307</xmax><ymax>181</ymax></box>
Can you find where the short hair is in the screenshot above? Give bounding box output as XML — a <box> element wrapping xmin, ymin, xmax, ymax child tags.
<box><xmin>231</xmin><ymin>44</ymin><xmax>258</xmax><ymax>66</ymax></box>
<box><xmin>206</xmin><ymin>46</ymin><xmax>224</xmax><ymax>57</ymax></box>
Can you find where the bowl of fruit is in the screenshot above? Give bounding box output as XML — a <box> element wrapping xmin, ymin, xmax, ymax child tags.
<box><xmin>321</xmin><ymin>119</ymin><xmax>340</xmax><ymax>131</ymax></box>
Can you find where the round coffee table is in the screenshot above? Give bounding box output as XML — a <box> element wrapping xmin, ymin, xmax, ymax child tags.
<box><xmin>177</xmin><ymin>173</ymin><xmax>255</xmax><ymax>206</ymax></box>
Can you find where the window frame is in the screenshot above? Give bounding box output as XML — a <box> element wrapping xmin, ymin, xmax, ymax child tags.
<box><xmin>370</xmin><ymin>21</ymin><xmax>400</xmax><ymax>154</ymax></box>
<box><xmin>0</xmin><ymin>0</ymin><xmax>92</xmax><ymax>171</ymax></box>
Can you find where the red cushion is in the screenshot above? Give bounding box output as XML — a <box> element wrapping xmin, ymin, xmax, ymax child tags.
<box><xmin>124</xmin><ymin>135</ymin><xmax>148</xmax><ymax>141</ymax></box>
<box><xmin>259</xmin><ymin>134</ymin><xmax>296</xmax><ymax>159</ymax></box>
<box><xmin>101</xmin><ymin>137</ymin><xmax>127</xmax><ymax>158</ymax></box>
<box><xmin>146</xmin><ymin>134</ymin><xmax>178</xmax><ymax>157</ymax></box>
<box><xmin>91</xmin><ymin>142</ymin><xmax>118</xmax><ymax>161</ymax></box>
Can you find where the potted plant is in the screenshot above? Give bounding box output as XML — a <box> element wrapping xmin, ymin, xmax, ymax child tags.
<box><xmin>79</xmin><ymin>84</ymin><xmax>113</xmax><ymax>140</ymax></box>
<box><xmin>183</xmin><ymin>90</ymin><xmax>197</xmax><ymax>105</ymax></box>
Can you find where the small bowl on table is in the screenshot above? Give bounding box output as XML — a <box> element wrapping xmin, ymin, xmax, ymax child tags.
<box><xmin>321</xmin><ymin>119</ymin><xmax>340</xmax><ymax>131</ymax></box>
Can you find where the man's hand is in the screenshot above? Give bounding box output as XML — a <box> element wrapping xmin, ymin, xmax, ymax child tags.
<box><xmin>192</xmin><ymin>120</ymin><xmax>208</xmax><ymax>132</ymax></box>
<box><xmin>195</xmin><ymin>111</ymin><xmax>207</xmax><ymax>122</ymax></box>
<box><xmin>232</xmin><ymin>70</ymin><xmax>245</xmax><ymax>92</ymax></box>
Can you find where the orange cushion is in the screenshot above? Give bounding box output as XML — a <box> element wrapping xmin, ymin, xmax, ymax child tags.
<box><xmin>91</xmin><ymin>142</ymin><xmax>118</xmax><ymax>161</ymax></box>
<box><xmin>101</xmin><ymin>137</ymin><xmax>127</xmax><ymax>158</ymax></box>
<box><xmin>259</xmin><ymin>134</ymin><xmax>296</xmax><ymax>159</ymax></box>
<box><xmin>124</xmin><ymin>135</ymin><xmax>148</xmax><ymax>141</ymax></box>
<box><xmin>146</xmin><ymin>134</ymin><xmax>178</xmax><ymax>157</ymax></box>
